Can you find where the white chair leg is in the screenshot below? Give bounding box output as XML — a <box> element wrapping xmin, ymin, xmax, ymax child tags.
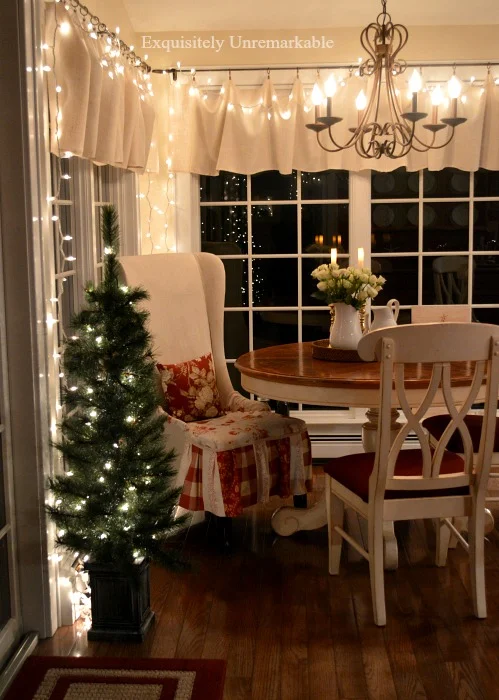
<box><xmin>469</xmin><ymin>505</ymin><xmax>487</xmax><ymax>619</ymax></box>
<box><xmin>435</xmin><ymin>518</ymin><xmax>452</xmax><ymax>567</ymax></box>
<box><xmin>326</xmin><ymin>478</ymin><xmax>344</xmax><ymax>575</ymax></box>
<box><xmin>368</xmin><ymin>518</ymin><xmax>386</xmax><ymax>626</ymax></box>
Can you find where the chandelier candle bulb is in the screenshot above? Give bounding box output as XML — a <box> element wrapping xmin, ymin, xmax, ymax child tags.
<box><xmin>355</xmin><ymin>90</ymin><xmax>367</xmax><ymax>125</ymax></box>
<box><xmin>431</xmin><ymin>85</ymin><xmax>443</xmax><ymax>122</ymax></box>
<box><xmin>408</xmin><ymin>69</ymin><xmax>422</xmax><ymax>112</ymax></box>
<box><xmin>324</xmin><ymin>74</ymin><xmax>337</xmax><ymax>117</ymax></box>
<box><xmin>331</xmin><ymin>248</ymin><xmax>337</xmax><ymax>265</ymax></box>
<box><xmin>312</xmin><ymin>82</ymin><xmax>323</xmax><ymax>122</ymax></box>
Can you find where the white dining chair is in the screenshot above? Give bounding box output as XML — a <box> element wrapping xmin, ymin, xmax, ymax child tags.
<box><xmin>411</xmin><ymin>306</ymin><xmax>499</xmax><ymax>518</ymax></box>
<box><xmin>324</xmin><ymin>323</ymin><xmax>499</xmax><ymax>626</ymax></box>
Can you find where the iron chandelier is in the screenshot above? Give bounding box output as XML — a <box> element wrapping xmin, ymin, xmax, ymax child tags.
<box><xmin>306</xmin><ymin>0</ymin><xmax>467</xmax><ymax>159</ymax></box>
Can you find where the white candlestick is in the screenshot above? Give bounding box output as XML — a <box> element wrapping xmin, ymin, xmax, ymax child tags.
<box><xmin>357</xmin><ymin>247</ymin><xmax>364</xmax><ymax>267</ymax></box>
<box><xmin>331</xmin><ymin>248</ymin><xmax>337</xmax><ymax>265</ymax></box>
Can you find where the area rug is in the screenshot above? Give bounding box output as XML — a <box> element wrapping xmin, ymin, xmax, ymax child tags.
<box><xmin>4</xmin><ymin>656</ymin><xmax>226</xmax><ymax>700</ymax></box>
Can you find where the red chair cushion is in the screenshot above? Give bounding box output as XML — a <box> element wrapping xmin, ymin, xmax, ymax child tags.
<box><xmin>156</xmin><ymin>352</ymin><xmax>224</xmax><ymax>422</ymax></box>
<box><xmin>423</xmin><ymin>414</ymin><xmax>499</xmax><ymax>454</ymax></box>
<box><xmin>324</xmin><ymin>449</ymin><xmax>468</xmax><ymax>502</ymax></box>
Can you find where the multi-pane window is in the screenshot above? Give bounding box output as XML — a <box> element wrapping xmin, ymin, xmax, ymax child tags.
<box><xmin>371</xmin><ymin>167</ymin><xmax>499</xmax><ymax>325</ymax></box>
<box><xmin>199</xmin><ymin>166</ymin><xmax>499</xmax><ymax>417</ymax></box>
<box><xmin>200</xmin><ymin>169</ymin><xmax>349</xmax><ymax>404</ymax></box>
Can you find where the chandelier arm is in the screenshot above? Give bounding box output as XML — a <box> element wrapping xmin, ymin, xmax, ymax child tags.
<box><xmin>373</xmin><ymin>65</ymin><xmax>384</xmax><ymax>124</ymax></box>
<box><xmin>315</xmin><ymin>131</ymin><xmax>357</xmax><ymax>153</ymax></box>
<box><xmin>425</xmin><ymin>128</ymin><xmax>457</xmax><ymax>150</ymax></box>
<box><xmin>411</xmin><ymin>130</ymin><xmax>439</xmax><ymax>150</ymax></box>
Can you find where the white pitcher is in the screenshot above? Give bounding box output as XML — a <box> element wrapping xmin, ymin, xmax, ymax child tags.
<box><xmin>369</xmin><ymin>298</ymin><xmax>400</xmax><ymax>332</ymax></box>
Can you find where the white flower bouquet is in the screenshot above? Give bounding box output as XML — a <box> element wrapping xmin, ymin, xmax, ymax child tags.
<box><xmin>311</xmin><ymin>263</ymin><xmax>386</xmax><ymax>311</ymax></box>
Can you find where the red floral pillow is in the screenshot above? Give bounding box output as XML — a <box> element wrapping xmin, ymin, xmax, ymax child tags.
<box><xmin>156</xmin><ymin>352</ymin><xmax>224</xmax><ymax>422</ymax></box>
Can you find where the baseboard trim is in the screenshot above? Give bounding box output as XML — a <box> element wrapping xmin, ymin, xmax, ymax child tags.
<box><xmin>0</xmin><ymin>632</ymin><xmax>38</xmax><ymax>699</ymax></box>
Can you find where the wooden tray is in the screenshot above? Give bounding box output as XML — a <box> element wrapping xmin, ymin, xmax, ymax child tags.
<box><xmin>312</xmin><ymin>339</ymin><xmax>364</xmax><ymax>362</ymax></box>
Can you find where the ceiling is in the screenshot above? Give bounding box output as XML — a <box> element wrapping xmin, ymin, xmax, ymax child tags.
<box><xmin>123</xmin><ymin>0</ymin><xmax>499</xmax><ymax>32</ymax></box>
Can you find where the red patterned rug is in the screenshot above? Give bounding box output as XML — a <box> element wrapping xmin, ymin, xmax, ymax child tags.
<box><xmin>4</xmin><ymin>656</ymin><xmax>226</xmax><ymax>700</ymax></box>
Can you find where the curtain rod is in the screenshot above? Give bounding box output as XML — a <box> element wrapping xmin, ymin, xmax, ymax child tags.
<box><xmin>63</xmin><ymin>0</ymin><xmax>152</xmax><ymax>72</ymax></box>
<box><xmin>153</xmin><ymin>61</ymin><xmax>499</xmax><ymax>78</ymax></box>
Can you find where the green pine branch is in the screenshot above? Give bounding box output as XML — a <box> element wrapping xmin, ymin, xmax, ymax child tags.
<box><xmin>48</xmin><ymin>205</ymin><xmax>186</xmax><ymax>570</ymax></box>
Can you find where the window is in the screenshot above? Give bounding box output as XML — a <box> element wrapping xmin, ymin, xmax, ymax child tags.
<box><xmin>199</xmin><ymin>166</ymin><xmax>499</xmax><ymax>417</ymax></box>
<box><xmin>50</xmin><ymin>156</ymin><xmax>139</xmax><ymax>344</ymax></box>
<box><xmin>200</xmin><ymin>169</ymin><xmax>349</xmax><ymax>406</ymax></box>
<box><xmin>371</xmin><ymin>167</ymin><xmax>499</xmax><ymax>324</ymax></box>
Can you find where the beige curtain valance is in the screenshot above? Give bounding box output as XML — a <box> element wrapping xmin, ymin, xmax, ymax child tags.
<box><xmin>147</xmin><ymin>72</ymin><xmax>499</xmax><ymax>175</ymax></box>
<box><xmin>45</xmin><ymin>3</ymin><xmax>155</xmax><ymax>172</ymax></box>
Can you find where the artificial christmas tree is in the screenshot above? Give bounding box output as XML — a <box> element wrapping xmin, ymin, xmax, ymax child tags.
<box><xmin>48</xmin><ymin>205</ymin><xmax>185</xmax><ymax>640</ymax></box>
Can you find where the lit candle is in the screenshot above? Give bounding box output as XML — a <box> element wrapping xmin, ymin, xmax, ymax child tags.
<box><xmin>312</xmin><ymin>83</ymin><xmax>323</xmax><ymax>122</ymax></box>
<box><xmin>408</xmin><ymin>69</ymin><xmax>422</xmax><ymax>113</ymax></box>
<box><xmin>331</xmin><ymin>248</ymin><xmax>337</xmax><ymax>265</ymax></box>
<box><xmin>355</xmin><ymin>90</ymin><xmax>367</xmax><ymax>126</ymax></box>
<box><xmin>431</xmin><ymin>85</ymin><xmax>443</xmax><ymax>123</ymax></box>
<box><xmin>357</xmin><ymin>247</ymin><xmax>364</xmax><ymax>267</ymax></box>
<box><xmin>318</xmin><ymin>234</ymin><xmax>324</xmax><ymax>245</ymax></box>
<box><xmin>337</xmin><ymin>234</ymin><xmax>342</xmax><ymax>247</ymax></box>
<box><xmin>324</xmin><ymin>74</ymin><xmax>337</xmax><ymax>117</ymax></box>
<box><xmin>447</xmin><ymin>75</ymin><xmax>461</xmax><ymax>118</ymax></box>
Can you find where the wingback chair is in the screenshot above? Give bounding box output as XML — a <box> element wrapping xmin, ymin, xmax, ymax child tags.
<box><xmin>119</xmin><ymin>252</ymin><xmax>312</xmax><ymax>519</ymax></box>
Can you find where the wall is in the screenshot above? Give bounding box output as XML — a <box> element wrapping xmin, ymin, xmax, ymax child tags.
<box><xmin>93</xmin><ymin>0</ymin><xmax>138</xmax><ymax>49</ymax></box>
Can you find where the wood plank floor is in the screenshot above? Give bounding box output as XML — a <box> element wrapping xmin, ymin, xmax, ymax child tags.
<box><xmin>36</xmin><ymin>473</ymin><xmax>499</xmax><ymax>700</ymax></box>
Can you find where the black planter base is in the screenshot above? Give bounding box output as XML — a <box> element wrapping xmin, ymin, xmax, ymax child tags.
<box><xmin>85</xmin><ymin>559</ymin><xmax>154</xmax><ymax>643</ymax></box>
<box><xmin>87</xmin><ymin>609</ymin><xmax>155</xmax><ymax>642</ymax></box>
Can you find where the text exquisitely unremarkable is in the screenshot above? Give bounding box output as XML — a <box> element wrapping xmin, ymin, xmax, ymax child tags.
<box><xmin>141</xmin><ymin>35</ymin><xmax>334</xmax><ymax>53</ymax></box>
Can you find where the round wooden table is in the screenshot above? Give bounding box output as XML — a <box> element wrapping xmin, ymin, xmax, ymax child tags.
<box><xmin>236</xmin><ymin>342</ymin><xmax>487</xmax><ymax>569</ymax></box>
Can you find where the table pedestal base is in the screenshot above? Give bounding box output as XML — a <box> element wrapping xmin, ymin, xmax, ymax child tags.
<box><xmin>271</xmin><ymin>408</ymin><xmax>402</xmax><ymax>570</ymax></box>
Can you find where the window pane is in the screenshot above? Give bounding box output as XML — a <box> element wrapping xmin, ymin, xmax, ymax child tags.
<box><xmin>53</xmin><ymin>205</ymin><xmax>74</xmax><ymax>274</ymax></box>
<box><xmin>95</xmin><ymin>207</ymin><xmax>104</xmax><ymax>261</ymax></box>
<box><xmin>423</xmin><ymin>255</ymin><xmax>468</xmax><ymax>305</ymax></box>
<box><xmin>371</xmin><ymin>203</ymin><xmax>418</xmax><ymax>253</ymax></box>
<box><xmin>253</xmin><ymin>311</ymin><xmax>298</xmax><ymax>349</ymax></box>
<box><xmin>302</xmin><ymin>204</ymin><xmax>349</xmax><ymax>253</ymax></box>
<box><xmin>302</xmin><ymin>309</ymin><xmax>331</xmax><ymax>341</ymax></box>
<box><xmin>0</xmin><ymin>436</ymin><xmax>5</xmax><ymax>530</ymax></box>
<box><xmin>0</xmin><ymin>535</ymin><xmax>11</xmax><ymax>628</ymax></box>
<box><xmin>200</xmin><ymin>172</ymin><xmax>247</xmax><ymax>202</ymax></box>
<box><xmin>94</xmin><ymin>165</ymin><xmax>111</xmax><ymax>202</ymax></box>
<box><xmin>251</xmin><ymin>171</ymin><xmax>297</xmax><ymax>201</ymax></box>
<box><xmin>423</xmin><ymin>168</ymin><xmax>470</xmax><ymax>198</ymax></box>
<box><xmin>252</xmin><ymin>204</ymin><xmax>297</xmax><ymax>254</ymax></box>
<box><xmin>474</xmin><ymin>169</ymin><xmax>499</xmax><ymax>198</ymax></box>
<box><xmin>371</xmin><ymin>168</ymin><xmax>418</xmax><ymax>199</ymax></box>
<box><xmin>423</xmin><ymin>203</ymin><xmax>469</xmax><ymax>252</ymax></box>
<box><xmin>473</xmin><ymin>255</ymin><xmax>499</xmax><ymax>303</ymax></box>
<box><xmin>301</xmin><ymin>170</ymin><xmax>348</xmax><ymax>200</ymax></box>
<box><xmin>58</xmin><ymin>275</ymin><xmax>76</xmax><ymax>337</ymax></box>
<box><xmin>220</xmin><ymin>259</ymin><xmax>248</xmax><ymax>307</ymax></box>
<box><xmin>224</xmin><ymin>312</ymin><xmax>249</xmax><ymax>358</ymax></box>
<box><xmin>474</xmin><ymin>202</ymin><xmax>499</xmax><ymax>251</ymax></box>
<box><xmin>372</xmin><ymin>256</ymin><xmax>418</xmax><ymax>306</ymax></box>
<box><xmin>473</xmin><ymin>308</ymin><xmax>499</xmax><ymax>324</ymax></box>
<box><xmin>227</xmin><ymin>362</ymin><xmax>249</xmax><ymax>398</ymax></box>
<box><xmin>201</xmin><ymin>206</ymin><xmax>248</xmax><ymax>254</ymax></box>
<box><xmin>252</xmin><ymin>259</ymin><xmax>297</xmax><ymax>306</ymax></box>
<box><xmin>302</xmin><ymin>257</ymin><xmax>348</xmax><ymax>307</ymax></box>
